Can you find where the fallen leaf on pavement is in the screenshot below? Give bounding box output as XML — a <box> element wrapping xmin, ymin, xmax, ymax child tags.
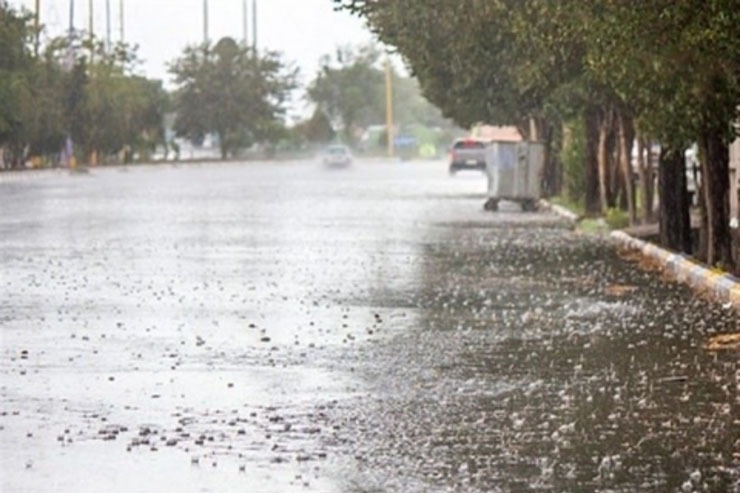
<box><xmin>705</xmin><ymin>333</ymin><xmax>740</xmax><ymax>351</ymax></box>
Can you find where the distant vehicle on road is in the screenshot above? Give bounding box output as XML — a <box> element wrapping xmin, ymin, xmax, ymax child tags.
<box><xmin>322</xmin><ymin>145</ymin><xmax>352</xmax><ymax>168</ymax></box>
<box><xmin>394</xmin><ymin>134</ymin><xmax>419</xmax><ymax>161</ymax></box>
<box><xmin>449</xmin><ymin>138</ymin><xmax>487</xmax><ymax>174</ymax></box>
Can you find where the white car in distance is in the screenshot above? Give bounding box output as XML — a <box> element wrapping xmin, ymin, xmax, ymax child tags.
<box><xmin>322</xmin><ymin>145</ymin><xmax>353</xmax><ymax>168</ymax></box>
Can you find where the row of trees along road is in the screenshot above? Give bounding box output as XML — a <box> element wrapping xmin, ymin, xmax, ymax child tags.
<box><xmin>337</xmin><ymin>0</ymin><xmax>740</xmax><ymax>274</ymax></box>
<box><xmin>0</xmin><ymin>5</ymin><xmax>167</xmax><ymax>167</ymax></box>
<box><xmin>0</xmin><ymin>4</ymin><xmax>298</xmax><ymax>165</ymax></box>
<box><xmin>169</xmin><ymin>37</ymin><xmax>297</xmax><ymax>160</ymax></box>
<box><xmin>305</xmin><ymin>44</ymin><xmax>458</xmax><ymax>148</ymax></box>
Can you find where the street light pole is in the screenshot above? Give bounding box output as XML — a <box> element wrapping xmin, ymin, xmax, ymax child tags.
<box><xmin>88</xmin><ymin>0</ymin><xmax>93</xmax><ymax>61</ymax></box>
<box><xmin>69</xmin><ymin>0</ymin><xmax>74</xmax><ymax>36</ymax></box>
<box><xmin>203</xmin><ymin>0</ymin><xmax>209</xmax><ymax>44</ymax></box>
<box><xmin>385</xmin><ymin>56</ymin><xmax>394</xmax><ymax>158</ymax></box>
<box><xmin>105</xmin><ymin>0</ymin><xmax>111</xmax><ymax>51</ymax></box>
<box><xmin>34</xmin><ymin>0</ymin><xmax>40</xmax><ymax>56</ymax></box>
<box><xmin>119</xmin><ymin>0</ymin><xmax>124</xmax><ymax>43</ymax></box>
<box><xmin>242</xmin><ymin>0</ymin><xmax>248</xmax><ymax>46</ymax></box>
<box><xmin>252</xmin><ymin>0</ymin><xmax>257</xmax><ymax>52</ymax></box>
<box><xmin>67</xmin><ymin>0</ymin><xmax>75</xmax><ymax>69</ymax></box>
<box><xmin>67</xmin><ymin>0</ymin><xmax>77</xmax><ymax>169</ymax></box>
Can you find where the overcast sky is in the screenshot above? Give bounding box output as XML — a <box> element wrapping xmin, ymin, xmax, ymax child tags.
<box><xmin>11</xmin><ymin>0</ymin><xmax>375</xmax><ymax>94</ymax></box>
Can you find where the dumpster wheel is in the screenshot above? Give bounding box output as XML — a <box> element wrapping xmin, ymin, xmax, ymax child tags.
<box><xmin>483</xmin><ymin>198</ymin><xmax>499</xmax><ymax>212</ymax></box>
<box><xmin>520</xmin><ymin>199</ymin><xmax>537</xmax><ymax>212</ymax></box>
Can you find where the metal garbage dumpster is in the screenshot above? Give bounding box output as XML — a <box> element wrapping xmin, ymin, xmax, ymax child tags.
<box><xmin>484</xmin><ymin>141</ymin><xmax>545</xmax><ymax>211</ymax></box>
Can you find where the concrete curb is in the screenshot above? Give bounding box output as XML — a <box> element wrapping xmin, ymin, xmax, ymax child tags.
<box><xmin>610</xmin><ymin>230</ymin><xmax>740</xmax><ymax>307</ymax></box>
<box><xmin>538</xmin><ymin>199</ymin><xmax>580</xmax><ymax>223</ymax></box>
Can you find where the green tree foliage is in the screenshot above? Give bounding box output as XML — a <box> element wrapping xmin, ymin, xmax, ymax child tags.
<box><xmin>0</xmin><ymin>3</ymin><xmax>167</xmax><ymax>167</ymax></box>
<box><xmin>24</xmin><ymin>48</ymin><xmax>67</xmax><ymax>158</ymax></box>
<box><xmin>65</xmin><ymin>38</ymin><xmax>168</xmax><ymax>162</ymax></box>
<box><xmin>336</xmin><ymin>2</ymin><xmax>580</xmax><ymax>196</ymax></box>
<box><xmin>337</xmin><ymin>1</ymin><xmax>579</xmax><ymax>132</ymax></box>
<box><xmin>581</xmin><ymin>1</ymin><xmax>739</xmax><ymax>149</ymax></box>
<box><xmin>293</xmin><ymin>108</ymin><xmax>335</xmax><ymax>145</ymax></box>
<box><xmin>0</xmin><ymin>5</ymin><xmax>35</xmax><ymax>164</ymax></box>
<box><xmin>169</xmin><ymin>37</ymin><xmax>297</xmax><ymax>159</ymax></box>
<box><xmin>560</xmin><ymin>118</ymin><xmax>586</xmax><ymax>204</ymax></box>
<box><xmin>306</xmin><ymin>44</ymin><xmax>385</xmax><ymax>145</ymax></box>
<box><xmin>304</xmin><ymin>43</ymin><xmax>456</xmax><ymax>148</ymax></box>
<box><xmin>392</xmin><ymin>75</ymin><xmax>451</xmax><ymax>129</ymax></box>
<box><xmin>582</xmin><ymin>0</ymin><xmax>740</xmax><ymax>267</ymax></box>
<box><xmin>338</xmin><ymin>0</ymin><xmax>740</xmax><ymax>271</ymax></box>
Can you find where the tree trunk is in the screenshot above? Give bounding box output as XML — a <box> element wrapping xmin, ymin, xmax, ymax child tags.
<box><xmin>607</xmin><ymin>128</ymin><xmax>619</xmax><ymax>208</ymax></box>
<box><xmin>535</xmin><ymin>118</ymin><xmax>558</xmax><ymax>198</ymax></box>
<box><xmin>700</xmin><ymin>132</ymin><xmax>734</xmax><ymax>270</ymax></box>
<box><xmin>637</xmin><ymin>135</ymin><xmax>655</xmax><ymax>222</ymax></box>
<box><xmin>529</xmin><ymin>118</ymin><xmax>538</xmax><ymax>141</ymax></box>
<box><xmin>584</xmin><ymin>107</ymin><xmax>601</xmax><ymax>215</ymax></box>
<box><xmin>658</xmin><ymin>146</ymin><xmax>692</xmax><ymax>254</ymax></box>
<box><xmin>597</xmin><ymin>108</ymin><xmax>611</xmax><ymax>212</ymax></box>
<box><xmin>617</xmin><ymin>112</ymin><xmax>636</xmax><ymax>224</ymax></box>
<box><xmin>696</xmin><ymin>141</ymin><xmax>709</xmax><ymax>262</ymax></box>
<box><xmin>646</xmin><ymin>142</ymin><xmax>656</xmax><ymax>221</ymax></box>
<box><xmin>636</xmin><ymin>136</ymin><xmax>647</xmax><ymax>221</ymax></box>
<box><xmin>551</xmin><ymin>124</ymin><xmax>563</xmax><ymax>196</ymax></box>
<box><xmin>218</xmin><ymin>131</ymin><xmax>228</xmax><ymax>160</ymax></box>
<box><xmin>516</xmin><ymin>119</ymin><xmax>531</xmax><ymax>142</ymax></box>
<box><xmin>614</xmin><ymin>132</ymin><xmax>628</xmax><ymax>210</ymax></box>
<box><xmin>697</xmin><ymin>166</ymin><xmax>709</xmax><ymax>262</ymax></box>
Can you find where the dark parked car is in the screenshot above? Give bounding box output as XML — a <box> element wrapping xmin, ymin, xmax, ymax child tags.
<box><xmin>448</xmin><ymin>138</ymin><xmax>487</xmax><ymax>174</ymax></box>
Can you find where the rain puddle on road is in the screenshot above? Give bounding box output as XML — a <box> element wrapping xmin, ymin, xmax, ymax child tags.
<box><xmin>2</xmin><ymin>161</ymin><xmax>739</xmax><ymax>492</ymax></box>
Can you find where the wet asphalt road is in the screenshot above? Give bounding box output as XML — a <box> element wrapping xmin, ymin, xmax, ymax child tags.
<box><xmin>0</xmin><ymin>160</ymin><xmax>738</xmax><ymax>492</ymax></box>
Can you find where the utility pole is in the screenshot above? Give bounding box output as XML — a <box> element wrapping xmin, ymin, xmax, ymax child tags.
<box><xmin>66</xmin><ymin>0</ymin><xmax>77</xmax><ymax>169</ymax></box>
<box><xmin>105</xmin><ymin>0</ymin><xmax>111</xmax><ymax>51</ymax></box>
<box><xmin>242</xmin><ymin>0</ymin><xmax>248</xmax><ymax>46</ymax></box>
<box><xmin>88</xmin><ymin>0</ymin><xmax>94</xmax><ymax>61</ymax></box>
<box><xmin>69</xmin><ymin>0</ymin><xmax>74</xmax><ymax>39</ymax></box>
<box><xmin>203</xmin><ymin>0</ymin><xmax>209</xmax><ymax>45</ymax></box>
<box><xmin>119</xmin><ymin>0</ymin><xmax>124</xmax><ymax>43</ymax></box>
<box><xmin>67</xmin><ymin>0</ymin><xmax>75</xmax><ymax>68</ymax></box>
<box><xmin>34</xmin><ymin>0</ymin><xmax>40</xmax><ymax>56</ymax></box>
<box><xmin>89</xmin><ymin>0</ymin><xmax>97</xmax><ymax>165</ymax></box>
<box><xmin>385</xmin><ymin>56</ymin><xmax>394</xmax><ymax>158</ymax></box>
<box><xmin>252</xmin><ymin>0</ymin><xmax>257</xmax><ymax>52</ymax></box>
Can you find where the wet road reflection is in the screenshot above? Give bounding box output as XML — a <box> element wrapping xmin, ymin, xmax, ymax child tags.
<box><xmin>1</xmin><ymin>160</ymin><xmax>737</xmax><ymax>492</ymax></box>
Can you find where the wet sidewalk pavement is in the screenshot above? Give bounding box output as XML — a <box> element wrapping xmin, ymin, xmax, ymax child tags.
<box><xmin>1</xmin><ymin>161</ymin><xmax>738</xmax><ymax>492</ymax></box>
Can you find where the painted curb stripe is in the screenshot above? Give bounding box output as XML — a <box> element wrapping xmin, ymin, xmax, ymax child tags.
<box><xmin>702</xmin><ymin>271</ymin><xmax>723</xmax><ymax>295</ymax></box>
<box><xmin>731</xmin><ymin>286</ymin><xmax>740</xmax><ymax>304</ymax></box>
<box><xmin>538</xmin><ymin>200</ymin><xmax>578</xmax><ymax>222</ymax></box>
<box><xmin>713</xmin><ymin>276</ymin><xmax>736</xmax><ymax>297</ymax></box>
<box><xmin>609</xmin><ymin>230</ymin><xmax>740</xmax><ymax>307</ymax></box>
<box><xmin>690</xmin><ymin>264</ymin><xmax>708</xmax><ymax>284</ymax></box>
<box><xmin>716</xmin><ymin>276</ymin><xmax>737</xmax><ymax>292</ymax></box>
<box><xmin>666</xmin><ymin>254</ymin><xmax>683</xmax><ymax>272</ymax></box>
